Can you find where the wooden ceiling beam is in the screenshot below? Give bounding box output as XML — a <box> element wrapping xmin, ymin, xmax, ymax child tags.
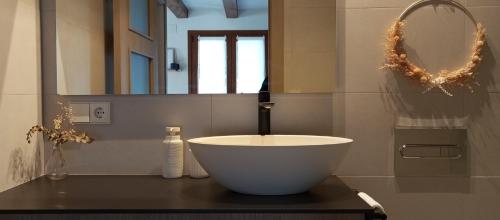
<box><xmin>223</xmin><ymin>0</ymin><xmax>238</xmax><ymax>18</ymax></box>
<box><xmin>167</xmin><ymin>0</ymin><xmax>188</xmax><ymax>18</ymax></box>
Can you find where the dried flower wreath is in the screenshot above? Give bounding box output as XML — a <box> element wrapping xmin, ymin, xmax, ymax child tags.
<box><xmin>382</xmin><ymin>20</ymin><xmax>486</xmax><ymax>96</ymax></box>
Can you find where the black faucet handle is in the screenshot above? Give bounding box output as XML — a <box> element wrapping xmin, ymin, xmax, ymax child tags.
<box><xmin>258</xmin><ymin>91</ymin><xmax>270</xmax><ymax>102</ymax></box>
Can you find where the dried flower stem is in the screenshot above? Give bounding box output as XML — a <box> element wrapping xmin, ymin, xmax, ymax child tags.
<box><xmin>26</xmin><ymin>102</ymin><xmax>94</xmax><ymax>146</ymax></box>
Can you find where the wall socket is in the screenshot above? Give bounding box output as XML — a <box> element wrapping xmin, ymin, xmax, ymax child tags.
<box><xmin>89</xmin><ymin>102</ymin><xmax>111</xmax><ymax>124</ymax></box>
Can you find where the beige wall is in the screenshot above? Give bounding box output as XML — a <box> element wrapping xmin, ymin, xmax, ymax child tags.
<box><xmin>283</xmin><ymin>0</ymin><xmax>335</xmax><ymax>93</ymax></box>
<box><xmin>56</xmin><ymin>0</ymin><xmax>105</xmax><ymax>95</ymax></box>
<box><xmin>270</xmin><ymin>0</ymin><xmax>335</xmax><ymax>93</ymax></box>
<box><xmin>335</xmin><ymin>0</ymin><xmax>500</xmax><ymax>219</ymax></box>
<box><xmin>0</xmin><ymin>0</ymin><xmax>43</xmax><ymax>192</ymax></box>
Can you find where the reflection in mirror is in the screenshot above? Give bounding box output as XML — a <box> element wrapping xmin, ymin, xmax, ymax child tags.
<box><xmin>56</xmin><ymin>0</ymin><xmax>335</xmax><ymax>95</ymax></box>
<box><xmin>129</xmin><ymin>0</ymin><xmax>150</xmax><ymax>36</ymax></box>
<box><xmin>181</xmin><ymin>31</ymin><xmax>268</xmax><ymax>94</ymax></box>
<box><xmin>56</xmin><ymin>0</ymin><xmax>108</xmax><ymax>95</ymax></box>
<box><xmin>269</xmin><ymin>0</ymin><xmax>336</xmax><ymax>93</ymax></box>
<box><xmin>167</xmin><ymin>0</ymin><xmax>269</xmax><ymax>94</ymax></box>
<box><xmin>57</xmin><ymin>0</ymin><xmax>165</xmax><ymax>95</ymax></box>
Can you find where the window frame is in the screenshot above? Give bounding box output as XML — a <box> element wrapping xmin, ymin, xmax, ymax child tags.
<box><xmin>188</xmin><ymin>30</ymin><xmax>269</xmax><ymax>94</ymax></box>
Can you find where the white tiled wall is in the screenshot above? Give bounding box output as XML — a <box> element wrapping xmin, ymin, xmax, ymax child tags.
<box><xmin>42</xmin><ymin>94</ymin><xmax>332</xmax><ymax>174</ymax></box>
<box><xmin>0</xmin><ymin>0</ymin><xmax>43</xmax><ymax>192</ymax></box>
<box><xmin>336</xmin><ymin>0</ymin><xmax>500</xmax><ymax>219</ymax></box>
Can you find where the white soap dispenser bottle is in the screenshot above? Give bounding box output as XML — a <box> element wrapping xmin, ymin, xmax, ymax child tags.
<box><xmin>162</xmin><ymin>127</ymin><xmax>184</xmax><ymax>179</ymax></box>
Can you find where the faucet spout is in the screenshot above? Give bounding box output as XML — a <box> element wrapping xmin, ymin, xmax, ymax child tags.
<box><xmin>258</xmin><ymin>91</ymin><xmax>274</xmax><ymax>136</ymax></box>
<box><xmin>259</xmin><ymin>102</ymin><xmax>275</xmax><ymax>109</ymax></box>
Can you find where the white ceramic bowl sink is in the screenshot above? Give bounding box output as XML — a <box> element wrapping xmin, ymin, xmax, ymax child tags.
<box><xmin>187</xmin><ymin>135</ymin><xmax>352</xmax><ymax>195</ymax></box>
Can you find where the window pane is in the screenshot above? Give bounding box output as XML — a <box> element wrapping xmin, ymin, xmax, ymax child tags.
<box><xmin>130</xmin><ymin>52</ymin><xmax>150</xmax><ymax>94</ymax></box>
<box><xmin>129</xmin><ymin>0</ymin><xmax>149</xmax><ymax>35</ymax></box>
<box><xmin>236</xmin><ymin>36</ymin><xmax>266</xmax><ymax>94</ymax></box>
<box><xmin>198</xmin><ymin>36</ymin><xmax>227</xmax><ymax>94</ymax></box>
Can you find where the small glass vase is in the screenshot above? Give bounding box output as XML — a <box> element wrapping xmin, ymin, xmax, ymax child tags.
<box><xmin>45</xmin><ymin>144</ymin><xmax>68</xmax><ymax>181</ymax></box>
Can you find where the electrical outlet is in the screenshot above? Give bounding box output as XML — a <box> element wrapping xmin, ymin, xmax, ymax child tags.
<box><xmin>89</xmin><ymin>102</ymin><xmax>111</xmax><ymax>124</ymax></box>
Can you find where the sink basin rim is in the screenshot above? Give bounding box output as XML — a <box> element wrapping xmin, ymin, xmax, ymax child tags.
<box><xmin>187</xmin><ymin>135</ymin><xmax>353</xmax><ymax>147</ymax></box>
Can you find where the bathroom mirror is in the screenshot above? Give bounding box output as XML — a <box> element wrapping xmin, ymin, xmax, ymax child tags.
<box><xmin>55</xmin><ymin>0</ymin><xmax>336</xmax><ymax>95</ymax></box>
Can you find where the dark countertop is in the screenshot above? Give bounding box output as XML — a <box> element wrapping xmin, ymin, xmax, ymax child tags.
<box><xmin>0</xmin><ymin>176</ymin><xmax>374</xmax><ymax>214</ymax></box>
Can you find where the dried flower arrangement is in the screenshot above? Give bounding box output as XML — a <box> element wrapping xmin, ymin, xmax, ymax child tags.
<box><xmin>26</xmin><ymin>102</ymin><xmax>94</xmax><ymax>146</ymax></box>
<box><xmin>381</xmin><ymin>20</ymin><xmax>487</xmax><ymax>96</ymax></box>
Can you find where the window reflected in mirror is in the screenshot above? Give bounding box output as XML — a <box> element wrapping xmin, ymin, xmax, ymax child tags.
<box><xmin>184</xmin><ymin>31</ymin><xmax>268</xmax><ymax>94</ymax></box>
<box><xmin>236</xmin><ymin>36</ymin><xmax>267</xmax><ymax>94</ymax></box>
<box><xmin>196</xmin><ymin>36</ymin><xmax>228</xmax><ymax>94</ymax></box>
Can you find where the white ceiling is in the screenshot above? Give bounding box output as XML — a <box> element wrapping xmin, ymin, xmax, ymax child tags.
<box><xmin>182</xmin><ymin>0</ymin><xmax>268</xmax><ymax>10</ymax></box>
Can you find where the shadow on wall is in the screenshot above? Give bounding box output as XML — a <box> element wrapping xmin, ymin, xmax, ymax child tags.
<box><xmin>7</xmin><ymin>139</ymin><xmax>43</xmax><ymax>184</ymax></box>
<box><xmin>463</xmin><ymin>42</ymin><xmax>500</xmax><ymax>178</ymax></box>
<box><xmin>0</xmin><ymin>0</ymin><xmax>18</xmax><ymax>95</ymax></box>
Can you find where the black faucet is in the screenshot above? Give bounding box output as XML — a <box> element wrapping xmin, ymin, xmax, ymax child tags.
<box><xmin>258</xmin><ymin>78</ymin><xmax>274</xmax><ymax>136</ymax></box>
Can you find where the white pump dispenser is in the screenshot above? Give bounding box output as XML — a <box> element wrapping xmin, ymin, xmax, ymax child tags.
<box><xmin>162</xmin><ymin>127</ymin><xmax>184</xmax><ymax>178</ymax></box>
